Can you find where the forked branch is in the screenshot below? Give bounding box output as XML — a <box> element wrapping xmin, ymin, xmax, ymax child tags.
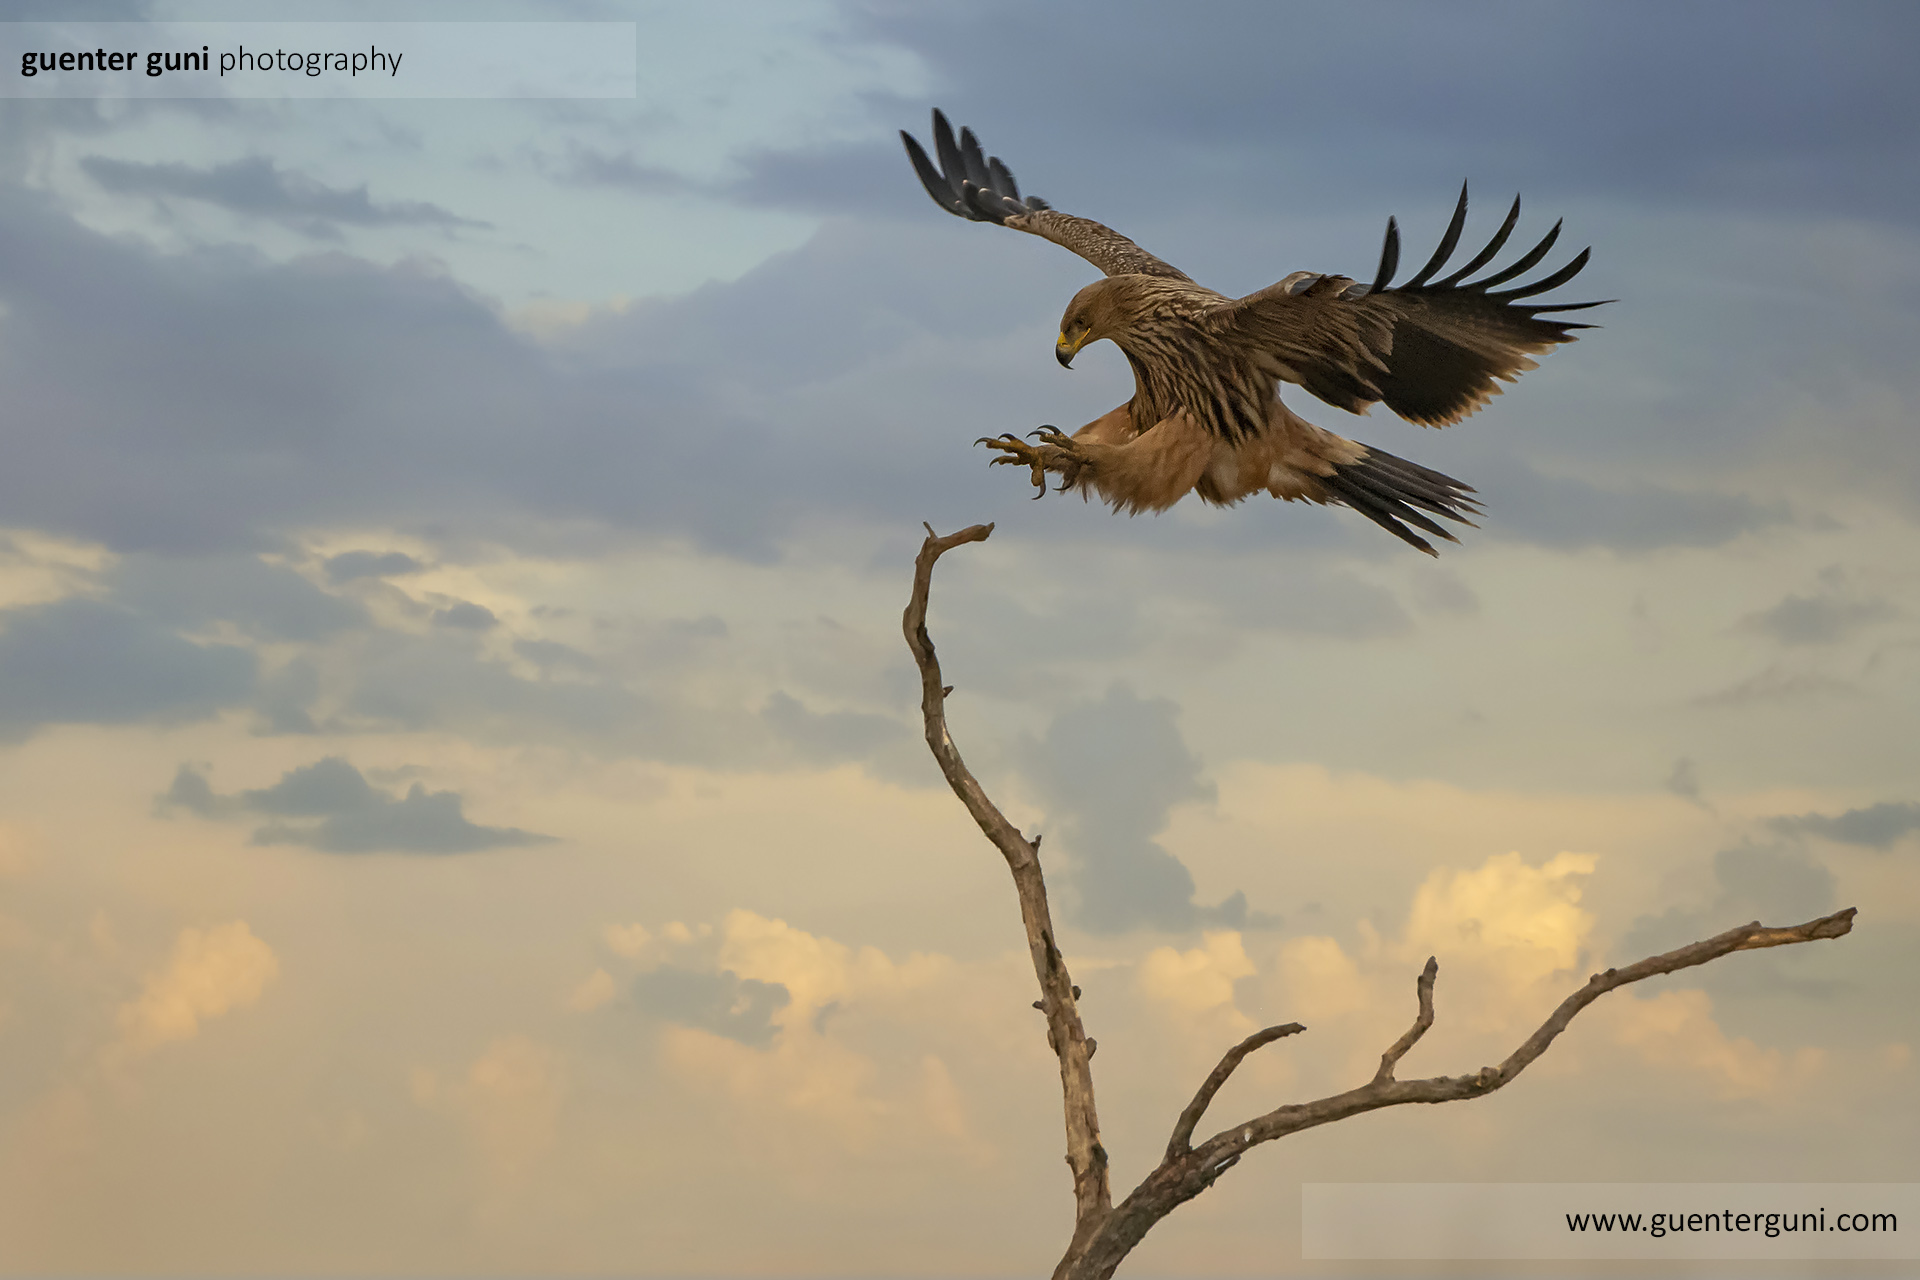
<box><xmin>1166</xmin><ymin>1022</ymin><xmax>1305</xmax><ymax>1162</ymax></box>
<box><xmin>903</xmin><ymin>525</ymin><xmax>1857</xmax><ymax>1280</ymax></box>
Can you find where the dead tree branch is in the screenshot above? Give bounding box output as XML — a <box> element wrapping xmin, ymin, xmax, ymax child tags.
<box><xmin>903</xmin><ymin>523</ymin><xmax>1110</xmax><ymax>1268</ymax></box>
<box><xmin>1069</xmin><ymin>906</ymin><xmax>1855</xmax><ymax>1278</ymax></box>
<box><xmin>1374</xmin><ymin>955</ymin><xmax>1437</xmax><ymax>1084</ymax></box>
<box><xmin>903</xmin><ymin>524</ymin><xmax>1856</xmax><ymax>1280</ymax></box>
<box><xmin>1165</xmin><ymin>1022</ymin><xmax>1304</xmax><ymax>1163</ymax></box>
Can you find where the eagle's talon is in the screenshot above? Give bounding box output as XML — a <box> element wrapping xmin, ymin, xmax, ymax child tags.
<box><xmin>978</xmin><ymin>427</ymin><xmax>1085</xmax><ymax>498</ymax></box>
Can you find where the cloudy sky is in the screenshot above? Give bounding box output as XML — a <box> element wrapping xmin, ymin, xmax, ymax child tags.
<box><xmin>2</xmin><ymin>1</ymin><xmax>1917</xmax><ymax>1274</ymax></box>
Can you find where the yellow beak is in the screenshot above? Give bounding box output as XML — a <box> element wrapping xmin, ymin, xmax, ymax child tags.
<box><xmin>1056</xmin><ymin>331</ymin><xmax>1085</xmax><ymax>369</ymax></box>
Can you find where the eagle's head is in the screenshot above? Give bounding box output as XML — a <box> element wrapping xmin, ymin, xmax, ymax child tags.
<box><xmin>1056</xmin><ymin>276</ymin><xmax>1154</xmax><ymax>368</ymax></box>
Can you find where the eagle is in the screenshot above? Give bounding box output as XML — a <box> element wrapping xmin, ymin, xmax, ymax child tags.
<box><xmin>901</xmin><ymin>110</ymin><xmax>1604</xmax><ymax>554</ymax></box>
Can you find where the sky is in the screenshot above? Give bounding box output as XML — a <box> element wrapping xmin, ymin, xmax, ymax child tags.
<box><xmin>1</xmin><ymin>1</ymin><xmax>1917</xmax><ymax>1275</ymax></box>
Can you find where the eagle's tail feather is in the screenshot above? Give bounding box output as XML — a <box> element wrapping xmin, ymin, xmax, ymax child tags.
<box><xmin>1322</xmin><ymin>448</ymin><xmax>1480</xmax><ymax>556</ymax></box>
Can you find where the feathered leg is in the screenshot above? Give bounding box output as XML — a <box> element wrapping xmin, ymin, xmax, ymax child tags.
<box><xmin>979</xmin><ymin>406</ymin><xmax>1214</xmax><ymax>513</ymax></box>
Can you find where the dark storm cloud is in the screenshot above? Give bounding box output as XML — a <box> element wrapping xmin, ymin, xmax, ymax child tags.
<box><xmin>0</xmin><ymin>189</ymin><xmax>1013</xmax><ymax>559</ymax></box>
<box><xmin>1620</xmin><ymin>844</ymin><xmax>1841</xmax><ymax>998</ymax></box>
<box><xmin>160</xmin><ymin>756</ymin><xmax>553</xmax><ymax>854</ymax></box>
<box><xmin>761</xmin><ymin>691</ymin><xmax>907</xmax><ymax>761</ymax></box>
<box><xmin>0</xmin><ymin>168</ymin><xmax>1875</xmax><ymax>566</ymax></box>
<box><xmin>557</xmin><ymin>147</ymin><xmax>692</xmax><ymax>195</ymax></box>
<box><xmin>81</xmin><ymin>155</ymin><xmax>489</xmax><ymax>240</ymax></box>
<box><xmin>856</xmin><ymin>1</ymin><xmax>1920</xmax><ymax>220</ymax></box>
<box><xmin>1744</xmin><ymin>589</ymin><xmax>1899</xmax><ymax>646</ymax></box>
<box><xmin>1664</xmin><ymin>757</ymin><xmax>1703</xmax><ymax>804</ymax></box>
<box><xmin>319</xmin><ymin>622</ymin><xmax>896</xmax><ymax>772</ymax></box>
<box><xmin>324</xmin><ymin>550</ymin><xmax>424</xmax><ymax>583</ymax></box>
<box><xmin>631</xmin><ymin>966</ymin><xmax>789</xmax><ymax>1047</ymax></box>
<box><xmin>1474</xmin><ymin>458</ymin><xmax>1791</xmax><ymax>552</ymax></box>
<box><xmin>1769</xmin><ymin>802</ymin><xmax>1920</xmax><ymax>850</ymax></box>
<box><xmin>1614</xmin><ymin>842</ymin><xmax>1863</xmax><ymax>1011</ymax></box>
<box><xmin>431</xmin><ymin>601</ymin><xmax>498</xmax><ymax>630</ymax></box>
<box><xmin>4</xmin><ymin>1</ymin><xmax>1914</xmax><ymax>571</ymax></box>
<box><xmin>1217</xmin><ymin>567</ymin><xmax>1410</xmax><ymax>639</ymax></box>
<box><xmin>0</xmin><ymin>596</ymin><xmax>254</xmax><ymax>740</ymax></box>
<box><xmin>106</xmin><ymin>552</ymin><xmax>367</xmax><ymax>641</ymax></box>
<box><xmin>565</xmin><ymin>136</ymin><xmax>916</xmax><ymax>220</ymax></box>
<box><xmin>511</xmin><ymin>637</ymin><xmax>600</xmax><ymax>675</ymax></box>
<box><xmin>254</xmin><ymin>656</ymin><xmax>320</xmax><ymax>735</ymax></box>
<box><xmin>1015</xmin><ymin>685</ymin><xmax>1267</xmax><ymax>934</ymax></box>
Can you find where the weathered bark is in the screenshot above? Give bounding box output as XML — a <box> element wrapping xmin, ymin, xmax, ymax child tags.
<box><xmin>902</xmin><ymin>523</ymin><xmax>1857</xmax><ymax>1280</ymax></box>
<box><xmin>903</xmin><ymin>523</ymin><xmax>1110</xmax><ymax>1271</ymax></box>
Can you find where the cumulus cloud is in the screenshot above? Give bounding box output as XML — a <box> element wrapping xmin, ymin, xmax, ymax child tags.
<box><xmin>1225</xmin><ymin>848</ymin><xmax>1834</xmax><ymax>1100</ymax></box>
<box><xmin>1270</xmin><ymin>934</ymin><xmax>1374</xmax><ymax>1024</ymax></box>
<box><xmin>634</xmin><ymin>967</ymin><xmax>791</xmax><ymax>1048</ymax></box>
<box><xmin>412</xmin><ymin>1037</ymin><xmax>566</xmax><ymax>1183</ymax></box>
<box><xmin>566</xmin><ymin>968</ymin><xmax>617</xmax><ymax>1013</ymax></box>
<box><xmin>1396</xmin><ymin>851</ymin><xmax>1597</xmax><ymax>1024</ymax></box>
<box><xmin>1598</xmin><ymin>987</ymin><xmax>1824</xmax><ymax>1100</ymax></box>
<box><xmin>1137</xmin><ymin>931</ymin><xmax>1257</xmax><ymax>1030</ymax></box>
<box><xmin>81</xmin><ymin>155</ymin><xmax>488</xmax><ymax>240</ymax></box>
<box><xmin>596</xmin><ymin>910</ymin><xmax>954</xmax><ymax>1046</ymax></box>
<box><xmin>603</xmin><ymin>923</ymin><xmax>652</xmax><ymax>958</ymax></box>
<box><xmin>1017</xmin><ymin>686</ymin><xmax>1270</xmax><ymax>934</ymax></box>
<box><xmin>159</xmin><ymin>757</ymin><xmax>554</xmax><ymax>854</ymax></box>
<box><xmin>590</xmin><ymin>911</ymin><xmax>988</xmax><ymax>1159</ymax></box>
<box><xmin>117</xmin><ymin>921</ymin><xmax>279</xmax><ymax>1053</ymax></box>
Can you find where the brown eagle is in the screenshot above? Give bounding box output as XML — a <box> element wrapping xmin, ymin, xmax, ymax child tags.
<box><xmin>902</xmin><ymin>110</ymin><xmax>1604</xmax><ymax>553</ymax></box>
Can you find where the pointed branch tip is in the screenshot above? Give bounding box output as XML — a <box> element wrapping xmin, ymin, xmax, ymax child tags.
<box><xmin>1166</xmin><ymin>1022</ymin><xmax>1306</xmax><ymax>1161</ymax></box>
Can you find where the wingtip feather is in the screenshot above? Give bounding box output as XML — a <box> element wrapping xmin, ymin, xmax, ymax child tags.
<box><xmin>1404</xmin><ymin>182</ymin><xmax>1470</xmax><ymax>288</ymax></box>
<box><xmin>1369</xmin><ymin>217</ymin><xmax>1401</xmax><ymax>295</ymax></box>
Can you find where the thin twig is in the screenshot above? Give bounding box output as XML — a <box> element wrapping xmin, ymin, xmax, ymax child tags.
<box><xmin>1166</xmin><ymin>1022</ymin><xmax>1305</xmax><ymax>1161</ymax></box>
<box><xmin>1374</xmin><ymin>956</ymin><xmax>1438</xmax><ymax>1083</ymax></box>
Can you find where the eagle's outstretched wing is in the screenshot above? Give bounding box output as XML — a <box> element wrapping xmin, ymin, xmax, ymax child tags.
<box><xmin>901</xmin><ymin>109</ymin><xmax>1192</xmax><ymax>282</ymax></box>
<box><xmin>1205</xmin><ymin>184</ymin><xmax>1607</xmax><ymax>426</ymax></box>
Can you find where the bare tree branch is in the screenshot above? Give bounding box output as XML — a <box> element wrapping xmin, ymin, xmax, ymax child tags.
<box><xmin>901</xmin><ymin>524</ymin><xmax>1856</xmax><ymax>1280</ymax></box>
<box><xmin>1068</xmin><ymin>907</ymin><xmax>1856</xmax><ymax>1280</ymax></box>
<box><xmin>1374</xmin><ymin>955</ymin><xmax>1437</xmax><ymax>1084</ymax></box>
<box><xmin>903</xmin><ymin>524</ymin><xmax>1112</xmax><ymax>1264</ymax></box>
<box><xmin>1166</xmin><ymin>1022</ymin><xmax>1305</xmax><ymax>1162</ymax></box>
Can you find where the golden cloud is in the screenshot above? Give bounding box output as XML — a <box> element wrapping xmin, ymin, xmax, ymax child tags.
<box><xmin>1600</xmin><ymin>988</ymin><xmax>1824</xmax><ymax>1100</ymax></box>
<box><xmin>1137</xmin><ymin>931</ymin><xmax>1257</xmax><ymax>1031</ymax></box>
<box><xmin>116</xmin><ymin>920</ymin><xmax>279</xmax><ymax>1054</ymax></box>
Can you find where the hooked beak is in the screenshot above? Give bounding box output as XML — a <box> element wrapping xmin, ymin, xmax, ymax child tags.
<box><xmin>1055</xmin><ymin>331</ymin><xmax>1085</xmax><ymax>369</ymax></box>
